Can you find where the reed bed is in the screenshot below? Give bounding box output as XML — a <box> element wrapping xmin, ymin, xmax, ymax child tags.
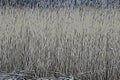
<box><xmin>0</xmin><ymin>7</ymin><xmax>120</xmax><ymax>80</ymax></box>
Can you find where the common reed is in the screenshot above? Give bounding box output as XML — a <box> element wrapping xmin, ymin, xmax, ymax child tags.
<box><xmin>0</xmin><ymin>7</ymin><xmax>120</xmax><ymax>80</ymax></box>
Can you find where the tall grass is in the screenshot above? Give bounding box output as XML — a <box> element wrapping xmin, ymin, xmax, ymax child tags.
<box><xmin>0</xmin><ymin>7</ymin><xmax>120</xmax><ymax>80</ymax></box>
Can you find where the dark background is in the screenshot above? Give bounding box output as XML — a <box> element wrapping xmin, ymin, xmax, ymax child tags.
<box><xmin>0</xmin><ymin>0</ymin><xmax>120</xmax><ymax>8</ymax></box>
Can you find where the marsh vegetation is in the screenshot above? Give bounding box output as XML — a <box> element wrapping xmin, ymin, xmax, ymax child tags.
<box><xmin>0</xmin><ymin>4</ymin><xmax>120</xmax><ymax>80</ymax></box>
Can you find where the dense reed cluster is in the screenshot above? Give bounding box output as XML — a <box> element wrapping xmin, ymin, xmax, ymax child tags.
<box><xmin>0</xmin><ymin>0</ymin><xmax>120</xmax><ymax>9</ymax></box>
<box><xmin>0</xmin><ymin>7</ymin><xmax>120</xmax><ymax>80</ymax></box>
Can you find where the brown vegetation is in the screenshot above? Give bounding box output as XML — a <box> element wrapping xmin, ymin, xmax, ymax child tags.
<box><xmin>0</xmin><ymin>7</ymin><xmax>120</xmax><ymax>80</ymax></box>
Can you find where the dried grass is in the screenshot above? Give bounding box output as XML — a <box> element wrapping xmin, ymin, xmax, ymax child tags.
<box><xmin>0</xmin><ymin>7</ymin><xmax>120</xmax><ymax>80</ymax></box>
